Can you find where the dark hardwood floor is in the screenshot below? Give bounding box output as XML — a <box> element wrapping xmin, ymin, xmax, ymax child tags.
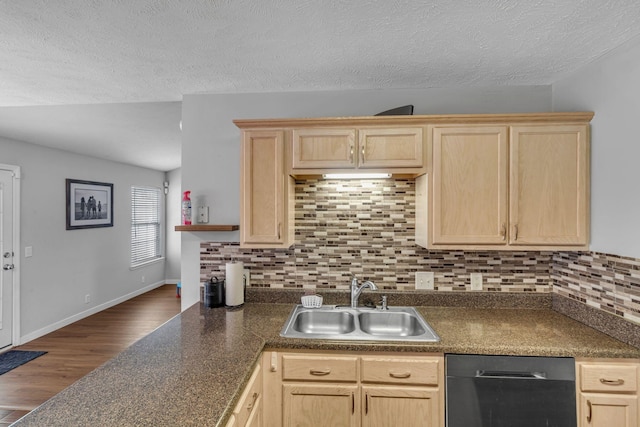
<box><xmin>0</xmin><ymin>284</ymin><xmax>181</xmax><ymax>425</ymax></box>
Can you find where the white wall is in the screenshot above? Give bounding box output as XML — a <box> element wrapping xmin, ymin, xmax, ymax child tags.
<box><xmin>164</xmin><ymin>167</ymin><xmax>181</xmax><ymax>282</ymax></box>
<box><xmin>553</xmin><ymin>35</ymin><xmax>640</xmax><ymax>259</ymax></box>
<box><xmin>0</xmin><ymin>136</ymin><xmax>166</xmax><ymax>343</ymax></box>
<box><xmin>180</xmin><ymin>86</ymin><xmax>552</xmax><ymax>310</ymax></box>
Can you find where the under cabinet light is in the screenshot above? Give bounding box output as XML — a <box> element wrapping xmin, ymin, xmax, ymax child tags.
<box><xmin>322</xmin><ymin>173</ymin><xmax>392</xmax><ymax>179</ymax></box>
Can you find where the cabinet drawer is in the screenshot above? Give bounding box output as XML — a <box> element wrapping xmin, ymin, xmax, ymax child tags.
<box><xmin>361</xmin><ymin>356</ymin><xmax>440</xmax><ymax>386</ymax></box>
<box><xmin>580</xmin><ymin>363</ymin><xmax>638</xmax><ymax>393</ymax></box>
<box><xmin>233</xmin><ymin>363</ymin><xmax>262</xmax><ymax>427</ymax></box>
<box><xmin>282</xmin><ymin>354</ymin><xmax>358</xmax><ymax>382</ymax></box>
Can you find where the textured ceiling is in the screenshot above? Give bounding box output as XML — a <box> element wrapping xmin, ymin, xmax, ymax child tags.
<box><xmin>1</xmin><ymin>0</ymin><xmax>640</xmax><ymax>170</ymax></box>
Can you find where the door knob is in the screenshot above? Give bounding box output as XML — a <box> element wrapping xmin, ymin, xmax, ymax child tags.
<box><xmin>3</xmin><ymin>252</ymin><xmax>13</xmax><ymax>258</ymax></box>
<box><xmin>3</xmin><ymin>264</ymin><xmax>14</xmax><ymax>270</ymax></box>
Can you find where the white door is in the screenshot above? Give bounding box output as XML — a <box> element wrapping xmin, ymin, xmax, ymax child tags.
<box><xmin>0</xmin><ymin>169</ymin><xmax>14</xmax><ymax>348</ymax></box>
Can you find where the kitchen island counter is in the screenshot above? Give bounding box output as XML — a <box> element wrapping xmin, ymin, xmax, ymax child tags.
<box><xmin>12</xmin><ymin>301</ymin><xmax>640</xmax><ymax>426</ymax></box>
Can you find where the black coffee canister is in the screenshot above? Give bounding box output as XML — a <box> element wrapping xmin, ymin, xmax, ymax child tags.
<box><xmin>204</xmin><ymin>276</ymin><xmax>225</xmax><ymax>308</ymax></box>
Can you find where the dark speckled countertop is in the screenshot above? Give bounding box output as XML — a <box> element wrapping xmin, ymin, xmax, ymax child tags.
<box><xmin>12</xmin><ymin>301</ymin><xmax>640</xmax><ymax>426</ymax></box>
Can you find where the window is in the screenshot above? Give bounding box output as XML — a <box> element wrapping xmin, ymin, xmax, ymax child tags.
<box><xmin>131</xmin><ymin>186</ymin><xmax>162</xmax><ymax>266</ymax></box>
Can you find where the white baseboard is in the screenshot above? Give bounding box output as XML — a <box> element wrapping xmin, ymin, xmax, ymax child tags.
<box><xmin>19</xmin><ymin>281</ymin><xmax>167</xmax><ymax>345</ymax></box>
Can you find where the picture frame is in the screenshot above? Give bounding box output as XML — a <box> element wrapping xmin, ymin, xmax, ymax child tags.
<box><xmin>66</xmin><ymin>179</ymin><xmax>114</xmax><ymax>230</ymax></box>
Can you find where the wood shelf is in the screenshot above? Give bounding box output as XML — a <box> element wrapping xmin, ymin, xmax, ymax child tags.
<box><xmin>174</xmin><ymin>225</ymin><xmax>239</xmax><ymax>232</ymax></box>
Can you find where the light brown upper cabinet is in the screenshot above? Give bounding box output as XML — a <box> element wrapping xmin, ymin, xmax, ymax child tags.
<box><xmin>291</xmin><ymin>126</ymin><xmax>425</xmax><ymax>175</ymax></box>
<box><xmin>291</xmin><ymin>128</ymin><xmax>357</xmax><ymax>169</ymax></box>
<box><xmin>235</xmin><ymin>112</ymin><xmax>592</xmax><ymax>251</ymax></box>
<box><xmin>431</xmin><ymin>126</ymin><xmax>509</xmax><ymax>245</ymax></box>
<box><xmin>424</xmin><ymin>123</ymin><xmax>590</xmax><ymax>250</ymax></box>
<box><xmin>239</xmin><ymin>130</ymin><xmax>294</xmax><ymax>248</ymax></box>
<box><xmin>509</xmin><ymin>125</ymin><xmax>589</xmax><ymax>247</ymax></box>
<box><xmin>358</xmin><ymin>127</ymin><xmax>424</xmax><ymax>168</ymax></box>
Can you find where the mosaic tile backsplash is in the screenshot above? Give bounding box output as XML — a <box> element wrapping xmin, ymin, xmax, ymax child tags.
<box><xmin>201</xmin><ymin>179</ymin><xmax>552</xmax><ymax>292</ymax></box>
<box><xmin>553</xmin><ymin>252</ymin><xmax>640</xmax><ymax>325</ymax></box>
<box><xmin>201</xmin><ymin>179</ymin><xmax>640</xmax><ymax>325</ymax></box>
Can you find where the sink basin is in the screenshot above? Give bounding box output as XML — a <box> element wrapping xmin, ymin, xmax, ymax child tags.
<box><xmin>292</xmin><ymin>310</ymin><xmax>356</xmax><ymax>334</ymax></box>
<box><xmin>280</xmin><ymin>305</ymin><xmax>440</xmax><ymax>342</ymax></box>
<box><xmin>358</xmin><ymin>310</ymin><xmax>426</xmax><ymax>337</ymax></box>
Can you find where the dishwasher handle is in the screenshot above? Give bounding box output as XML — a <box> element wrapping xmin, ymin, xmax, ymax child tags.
<box><xmin>476</xmin><ymin>370</ymin><xmax>547</xmax><ymax>380</ymax></box>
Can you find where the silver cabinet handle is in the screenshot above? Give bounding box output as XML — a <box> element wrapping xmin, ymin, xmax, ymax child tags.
<box><xmin>501</xmin><ymin>223</ymin><xmax>506</xmax><ymax>240</ymax></box>
<box><xmin>349</xmin><ymin>145</ymin><xmax>354</xmax><ymax>164</ymax></box>
<box><xmin>389</xmin><ymin>371</ymin><xmax>411</xmax><ymax>379</ymax></box>
<box><xmin>600</xmin><ymin>378</ymin><xmax>625</xmax><ymax>386</ymax></box>
<box><xmin>361</xmin><ymin>145</ymin><xmax>365</xmax><ymax>164</ymax></box>
<box><xmin>513</xmin><ymin>224</ymin><xmax>519</xmax><ymax>241</ymax></box>
<box><xmin>246</xmin><ymin>392</ymin><xmax>258</xmax><ymax>412</ymax></box>
<box><xmin>587</xmin><ymin>399</ymin><xmax>592</xmax><ymax>423</ymax></box>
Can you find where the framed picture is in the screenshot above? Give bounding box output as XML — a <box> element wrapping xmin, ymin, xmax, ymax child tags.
<box><xmin>66</xmin><ymin>179</ymin><xmax>114</xmax><ymax>230</ymax></box>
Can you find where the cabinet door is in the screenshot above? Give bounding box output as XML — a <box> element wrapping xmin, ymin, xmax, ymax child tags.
<box><xmin>361</xmin><ymin>386</ymin><xmax>441</xmax><ymax>427</ymax></box>
<box><xmin>245</xmin><ymin>393</ymin><xmax>263</xmax><ymax>427</ymax></box>
<box><xmin>233</xmin><ymin>363</ymin><xmax>263</xmax><ymax>427</ymax></box>
<box><xmin>291</xmin><ymin>128</ymin><xmax>356</xmax><ymax>169</ymax></box>
<box><xmin>358</xmin><ymin>127</ymin><xmax>424</xmax><ymax>168</ymax></box>
<box><xmin>579</xmin><ymin>393</ymin><xmax>638</xmax><ymax>427</ymax></box>
<box><xmin>431</xmin><ymin>126</ymin><xmax>508</xmax><ymax>245</ymax></box>
<box><xmin>240</xmin><ymin>130</ymin><xmax>293</xmax><ymax>247</ymax></box>
<box><xmin>510</xmin><ymin>125</ymin><xmax>589</xmax><ymax>246</ymax></box>
<box><xmin>282</xmin><ymin>384</ymin><xmax>359</xmax><ymax>427</ymax></box>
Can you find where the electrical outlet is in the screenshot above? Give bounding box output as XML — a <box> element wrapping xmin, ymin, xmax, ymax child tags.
<box><xmin>415</xmin><ymin>272</ymin><xmax>434</xmax><ymax>290</ymax></box>
<box><xmin>141</xmin><ymin>276</ymin><xmax>145</xmax><ymax>283</ymax></box>
<box><xmin>470</xmin><ymin>273</ymin><xmax>483</xmax><ymax>291</ymax></box>
<box><xmin>197</xmin><ymin>206</ymin><xmax>209</xmax><ymax>223</ymax></box>
<box><xmin>85</xmin><ymin>294</ymin><xmax>90</xmax><ymax>304</ymax></box>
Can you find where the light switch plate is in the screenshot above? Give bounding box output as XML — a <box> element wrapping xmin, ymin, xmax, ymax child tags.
<box><xmin>197</xmin><ymin>206</ymin><xmax>209</xmax><ymax>223</ymax></box>
<box><xmin>470</xmin><ymin>273</ymin><xmax>483</xmax><ymax>291</ymax></box>
<box><xmin>415</xmin><ymin>272</ymin><xmax>434</xmax><ymax>290</ymax></box>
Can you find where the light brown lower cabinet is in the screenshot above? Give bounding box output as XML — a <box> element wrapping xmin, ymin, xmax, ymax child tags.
<box><xmin>262</xmin><ymin>350</ymin><xmax>444</xmax><ymax>427</ymax></box>
<box><xmin>576</xmin><ymin>359</ymin><xmax>640</xmax><ymax>427</ymax></box>
<box><xmin>228</xmin><ymin>353</ymin><xmax>640</xmax><ymax>427</ymax></box>
<box><xmin>361</xmin><ymin>385</ymin><xmax>440</xmax><ymax>427</ymax></box>
<box><xmin>283</xmin><ymin>383</ymin><xmax>359</xmax><ymax>427</ymax></box>
<box><xmin>226</xmin><ymin>361</ymin><xmax>263</xmax><ymax>427</ymax></box>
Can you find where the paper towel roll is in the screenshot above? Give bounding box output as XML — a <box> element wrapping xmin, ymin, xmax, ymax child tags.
<box><xmin>225</xmin><ymin>261</ymin><xmax>244</xmax><ymax>306</ymax></box>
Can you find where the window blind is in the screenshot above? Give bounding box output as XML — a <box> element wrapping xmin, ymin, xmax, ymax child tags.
<box><xmin>131</xmin><ymin>186</ymin><xmax>161</xmax><ymax>266</ymax></box>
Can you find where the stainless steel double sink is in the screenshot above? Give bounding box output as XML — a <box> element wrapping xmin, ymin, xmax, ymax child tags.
<box><xmin>280</xmin><ymin>305</ymin><xmax>440</xmax><ymax>342</ymax></box>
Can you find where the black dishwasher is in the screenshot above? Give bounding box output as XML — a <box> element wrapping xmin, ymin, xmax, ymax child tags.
<box><xmin>446</xmin><ymin>354</ymin><xmax>576</xmax><ymax>427</ymax></box>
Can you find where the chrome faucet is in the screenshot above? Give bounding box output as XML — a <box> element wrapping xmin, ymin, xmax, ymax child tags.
<box><xmin>350</xmin><ymin>276</ymin><xmax>378</xmax><ymax>308</ymax></box>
